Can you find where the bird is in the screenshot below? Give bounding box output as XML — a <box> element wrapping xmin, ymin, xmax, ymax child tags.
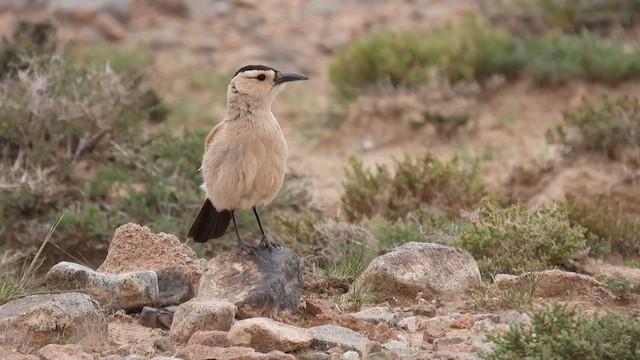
<box><xmin>188</xmin><ymin>64</ymin><xmax>308</xmax><ymax>254</ymax></box>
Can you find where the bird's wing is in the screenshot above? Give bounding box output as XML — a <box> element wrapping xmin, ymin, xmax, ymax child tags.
<box><xmin>204</xmin><ymin>121</ymin><xmax>223</xmax><ymax>153</ymax></box>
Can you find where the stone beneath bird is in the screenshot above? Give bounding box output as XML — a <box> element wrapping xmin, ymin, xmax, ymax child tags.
<box><xmin>188</xmin><ymin>64</ymin><xmax>308</xmax><ymax>254</ymax></box>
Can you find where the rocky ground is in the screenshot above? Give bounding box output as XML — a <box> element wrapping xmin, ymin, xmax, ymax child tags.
<box><xmin>1</xmin><ymin>224</ymin><xmax>638</xmax><ymax>359</ymax></box>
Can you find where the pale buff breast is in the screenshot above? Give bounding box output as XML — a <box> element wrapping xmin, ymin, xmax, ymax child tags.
<box><xmin>201</xmin><ymin>114</ymin><xmax>287</xmax><ymax>210</ymax></box>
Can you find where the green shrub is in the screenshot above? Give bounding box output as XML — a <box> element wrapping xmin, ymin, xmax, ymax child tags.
<box><xmin>550</xmin><ymin>96</ymin><xmax>640</xmax><ymax>161</ymax></box>
<box><xmin>482</xmin><ymin>303</ymin><xmax>640</xmax><ymax>360</ymax></box>
<box><xmin>597</xmin><ymin>275</ymin><xmax>634</xmax><ymax>300</ymax></box>
<box><xmin>457</xmin><ymin>201</ymin><xmax>586</xmax><ymax>278</ymax></box>
<box><xmin>370</xmin><ymin>217</ymin><xmax>426</xmax><ymax>250</ymax></box>
<box><xmin>562</xmin><ymin>195</ymin><xmax>640</xmax><ymax>257</ymax></box>
<box><xmin>525</xmin><ymin>31</ymin><xmax>640</xmax><ymax>84</ymax></box>
<box><xmin>341</xmin><ymin>153</ymin><xmax>487</xmax><ymax>223</ymax></box>
<box><xmin>329</xmin><ymin>14</ymin><xmax>523</xmax><ymax>101</ymax></box>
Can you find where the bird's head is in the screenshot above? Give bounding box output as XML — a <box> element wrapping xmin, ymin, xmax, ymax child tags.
<box><xmin>228</xmin><ymin>65</ymin><xmax>308</xmax><ymax>108</ymax></box>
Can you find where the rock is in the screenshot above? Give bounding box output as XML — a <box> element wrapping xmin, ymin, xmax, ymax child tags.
<box><xmin>471</xmin><ymin>339</ymin><xmax>495</xmax><ymax>353</ymax></box>
<box><xmin>450</xmin><ymin>313</ymin><xmax>474</xmax><ymax>329</ymax></box>
<box><xmin>99</xmin><ymin>223</ymin><xmax>206</xmax><ymax>299</ymax></box>
<box><xmin>94</xmin><ymin>13</ymin><xmax>126</xmax><ymax>41</ymax></box>
<box><xmin>412</xmin><ymin>301</ymin><xmax>436</xmax><ymax>317</ymax></box>
<box><xmin>179</xmin><ymin>345</ymin><xmax>252</xmax><ymax>360</ymax></box>
<box><xmin>305</xmin><ymin>299</ymin><xmax>340</xmax><ymax>317</ymax></box>
<box><xmin>352</xmin><ymin>307</ymin><xmax>398</xmax><ymax>327</ymax></box>
<box><xmin>311</xmin><ymin>325</ymin><xmax>372</xmax><ymax>353</ymax></box>
<box><xmin>143</xmin><ymin>0</ymin><xmax>190</xmax><ymax>18</ymax></box>
<box><xmin>499</xmin><ymin>311</ymin><xmax>531</xmax><ymax>326</ymax></box>
<box><xmin>396</xmin><ymin>316</ymin><xmax>425</xmax><ymax>332</ymax></box>
<box><xmin>229</xmin><ymin>317</ymin><xmax>313</xmax><ymax>352</ymax></box>
<box><xmin>48</xmin><ymin>0</ymin><xmax>130</xmax><ymax>23</ymax></box>
<box><xmin>382</xmin><ymin>340</ymin><xmax>419</xmax><ymax>357</ymax></box>
<box><xmin>0</xmin><ymin>346</ymin><xmax>38</xmax><ymax>360</ymax></box>
<box><xmin>472</xmin><ymin>319</ymin><xmax>496</xmax><ymax>332</ymax></box>
<box><xmin>423</xmin><ymin>329</ymin><xmax>445</xmax><ymax>344</ymax></box>
<box><xmin>342</xmin><ymin>350</ymin><xmax>360</xmax><ymax>359</ymax></box>
<box><xmin>169</xmin><ymin>299</ymin><xmax>236</xmax><ymax>343</ymax></box>
<box><xmin>156</xmin><ymin>268</ymin><xmax>195</xmax><ymax>307</ymax></box>
<box><xmin>38</xmin><ymin>344</ymin><xmax>93</xmax><ymax>360</ymax></box>
<box><xmin>494</xmin><ymin>270</ymin><xmax>615</xmax><ymax>300</ymax></box>
<box><xmin>139</xmin><ymin>306</ymin><xmax>176</xmax><ymax>329</ymax></box>
<box><xmin>179</xmin><ymin>344</ymin><xmax>295</xmax><ymax>360</ymax></box>
<box><xmin>432</xmin><ymin>337</ymin><xmax>464</xmax><ymax>350</ymax></box>
<box><xmin>297</xmin><ymin>352</ymin><xmax>331</xmax><ymax>360</ymax></box>
<box><xmin>188</xmin><ymin>330</ymin><xmax>231</xmax><ymax>347</ymax></box>
<box><xmin>46</xmin><ymin>261</ymin><xmax>158</xmax><ymax>311</ymax></box>
<box><xmin>364</xmin><ymin>352</ymin><xmax>399</xmax><ymax>360</ymax></box>
<box><xmin>0</xmin><ymin>292</ymin><xmax>107</xmax><ymax>349</ymax></box>
<box><xmin>154</xmin><ymin>337</ymin><xmax>176</xmax><ymax>354</ymax></box>
<box><xmin>198</xmin><ymin>246</ymin><xmax>303</xmax><ymax>318</ymax></box>
<box><xmin>354</xmin><ymin>243</ymin><xmax>480</xmax><ymax>298</ymax></box>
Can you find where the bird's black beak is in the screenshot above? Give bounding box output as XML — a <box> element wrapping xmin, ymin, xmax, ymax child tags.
<box><xmin>274</xmin><ymin>72</ymin><xmax>308</xmax><ymax>85</ymax></box>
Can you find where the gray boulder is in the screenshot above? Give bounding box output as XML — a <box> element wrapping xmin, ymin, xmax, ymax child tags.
<box><xmin>198</xmin><ymin>246</ymin><xmax>303</xmax><ymax>318</ymax></box>
<box><xmin>354</xmin><ymin>242</ymin><xmax>480</xmax><ymax>297</ymax></box>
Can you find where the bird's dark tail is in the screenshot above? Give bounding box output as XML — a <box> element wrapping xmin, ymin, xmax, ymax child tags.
<box><xmin>188</xmin><ymin>199</ymin><xmax>232</xmax><ymax>243</ymax></box>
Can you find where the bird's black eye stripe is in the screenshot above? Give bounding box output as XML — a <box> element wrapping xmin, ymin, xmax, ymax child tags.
<box><xmin>257</xmin><ymin>74</ymin><xmax>266</xmax><ymax>81</ymax></box>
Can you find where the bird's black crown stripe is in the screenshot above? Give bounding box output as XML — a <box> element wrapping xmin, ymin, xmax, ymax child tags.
<box><xmin>234</xmin><ymin>65</ymin><xmax>276</xmax><ymax>77</ymax></box>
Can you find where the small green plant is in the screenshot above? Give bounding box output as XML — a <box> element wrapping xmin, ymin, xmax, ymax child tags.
<box><xmin>469</xmin><ymin>273</ymin><xmax>542</xmax><ymax>310</ymax></box>
<box><xmin>335</xmin><ymin>280</ymin><xmax>375</xmax><ymax>312</ymax></box>
<box><xmin>457</xmin><ymin>201</ymin><xmax>586</xmax><ymax>279</ymax></box>
<box><xmin>561</xmin><ymin>195</ymin><xmax>640</xmax><ymax>257</ymax></box>
<box><xmin>598</xmin><ymin>275</ymin><xmax>633</xmax><ymax>300</ymax></box>
<box><xmin>423</xmin><ymin>111</ymin><xmax>471</xmax><ymax>138</ymax></box>
<box><xmin>496</xmin><ymin>272</ymin><xmax>543</xmax><ymax>310</ymax></box>
<box><xmin>369</xmin><ymin>217</ymin><xmax>426</xmax><ymax>250</ymax></box>
<box><xmin>341</xmin><ymin>153</ymin><xmax>487</xmax><ymax>223</ymax></box>
<box><xmin>329</xmin><ymin>14</ymin><xmax>523</xmax><ymax>101</ymax></box>
<box><xmin>0</xmin><ymin>216</ymin><xmax>56</xmax><ymax>305</ymax></box>
<box><xmin>482</xmin><ymin>303</ymin><xmax>640</xmax><ymax>360</ymax></box>
<box><xmin>550</xmin><ymin>96</ymin><xmax>640</xmax><ymax>161</ymax></box>
<box><xmin>324</xmin><ymin>243</ymin><xmax>375</xmax><ymax>280</ymax></box>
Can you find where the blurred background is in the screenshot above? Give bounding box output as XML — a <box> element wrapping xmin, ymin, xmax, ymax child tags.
<box><xmin>1</xmin><ymin>0</ymin><xmax>640</xmax><ymax>287</ymax></box>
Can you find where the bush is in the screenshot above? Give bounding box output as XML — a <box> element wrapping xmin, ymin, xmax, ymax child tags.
<box><xmin>329</xmin><ymin>14</ymin><xmax>523</xmax><ymax>101</ymax></box>
<box><xmin>329</xmin><ymin>15</ymin><xmax>640</xmax><ymax>101</ymax></box>
<box><xmin>550</xmin><ymin>96</ymin><xmax>640</xmax><ymax>161</ymax></box>
<box><xmin>525</xmin><ymin>31</ymin><xmax>640</xmax><ymax>84</ymax></box>
<box><xmin>457</xmin><ymin>201</ymin><xmax>586</xmax><ymax>278</ymax></box>
<box><xmin>341</xmin><ymin>153</ymin><xmax>487</xmax><ymax>223</ymax></box>
<box><xmin>561</xmin><ymin>195</ymin><xmax>640</xmax><ymax>257</ymax></box>
<box><xmin>482</xmin><ymin>303</ymin><xmax>640</xmax><ymax>360</ymax></box>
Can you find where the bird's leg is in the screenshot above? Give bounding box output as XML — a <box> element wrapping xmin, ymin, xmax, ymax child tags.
<box><xmin>253</xmin><ymin>206</ymin><xmax>280</xmax><ymax>250</ymax></box>
<box><xmin>232</xmin><ymin>210</ymin><xmax>256</xmax><ymax>255</ymax></box>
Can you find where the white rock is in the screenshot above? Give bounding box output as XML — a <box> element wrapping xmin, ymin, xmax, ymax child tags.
<box><xmin>46</xmin><ymin>261</ymin><xmax>158</xmax><ymax>311</ymax></box>
<box><xmin>354</xmin><ymin>242</ymin><xmax>481</xmax><ymax>297</ymax></box>
<box><xmin>311</xmin><ymin>325</ymin><xmax>371</xmax><ymax>353</ymax></box>
<box><xmin>228</xmin><ymin>317</ymin><xmax>313</xmax><ymax>352</ymax></box>
<box><xmin>169</xmin><ymin>299</ymin><xmax>236</xmax><ymax>343</ymax></box>
<box><xmin>352</xmin><ymin>307</ymin><xmax>398</xmax><ymax>326</ymax></box>
<box><xmin>342</xmin><ymin>350</ymin><xmax>360</xmax><ymax>359</ymax></box>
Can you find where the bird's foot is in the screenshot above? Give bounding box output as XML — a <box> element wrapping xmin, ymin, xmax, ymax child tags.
<box><xmin>259</xmin><ymin>235</ymin><xmax>281</xmax><ymax>251</ymax></box>
<box><xmin>236</xmin><ymin>238</ymin><xmax>258</xmax><ymax>256</ymax></box>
